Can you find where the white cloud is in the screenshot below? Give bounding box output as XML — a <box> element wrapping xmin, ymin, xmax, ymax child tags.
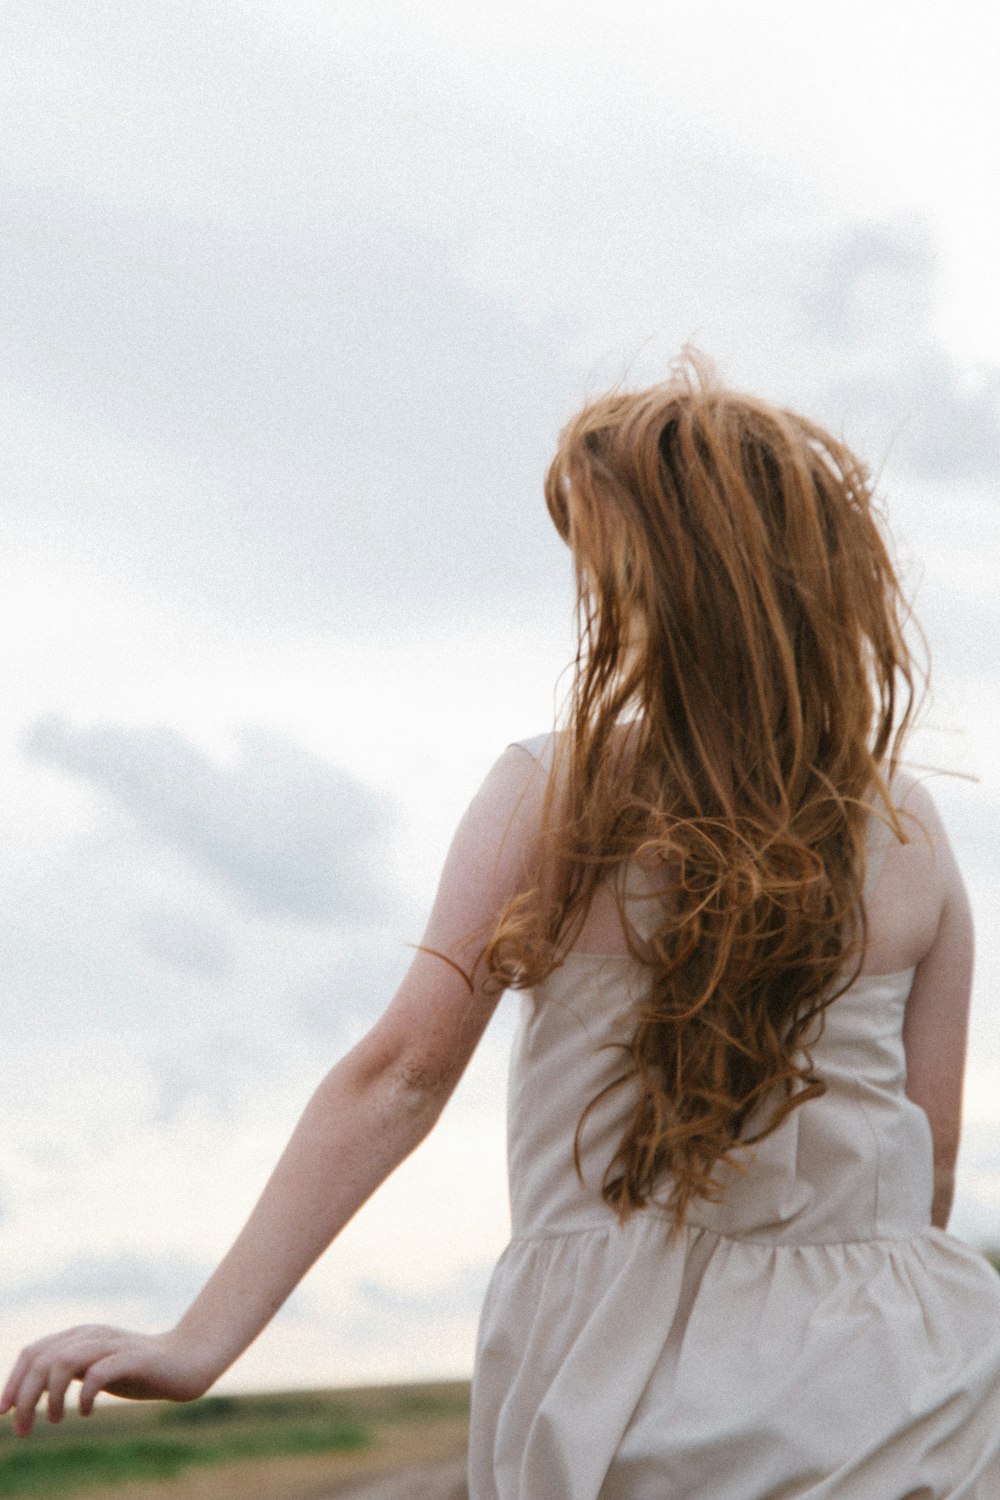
<box><xmin>789</xmin><ymin>222</ymin><xmax>1000</xmax><ymax>487</ymax></box>
<box><xmin>23</xmin><ymin>718</ymin><xmax>394</xmax><ymax>921</ymax></box>
<box><xmin>354</xmin><ymin>1264</ymin><xmax>494</xmax><ymax>1324</ymax></box>
<box><xmin>133</xmin><ymin>907</ymin><xmax>235</xmax><ymax>980</ymax></box>
<box><xmin>6</xmin><ymin>1253</ymin><xmax>213</xmax><ymax>1320</ymax></box>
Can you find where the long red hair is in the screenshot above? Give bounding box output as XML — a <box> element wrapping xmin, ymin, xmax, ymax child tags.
<box><xmin>485</xmin><ymin>351</ymin><xmax>920</xmax><ymax>1227</ymax></box>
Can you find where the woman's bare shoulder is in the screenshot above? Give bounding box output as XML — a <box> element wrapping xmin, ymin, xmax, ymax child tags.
<box><xmin>864</xmin><ymin>768</ymin><xmax>968</xmax><ymax>975</ymax></box>
<box><xmin>890</xmin><ymin>767</ymin><xmax>951</xmax><ymax>841</ymax></box>
<box><xmin>889</xmin><ymin>768</ymin><xmax>969</xmax><ymax>910</ymax></box>
<box><xmin>443</xmin><ymin>741</ymin><xmax>550</xmax><ymax>899</ymax></box>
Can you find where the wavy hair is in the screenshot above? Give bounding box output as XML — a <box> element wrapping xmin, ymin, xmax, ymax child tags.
<box><xmin>484</xmin><ymin>351</ymin><xmax>920</xmax><ymax>1228</ymax></box>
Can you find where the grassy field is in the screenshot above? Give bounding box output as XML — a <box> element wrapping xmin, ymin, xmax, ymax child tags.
<box><xmin>0</xmin><ymin>1382</ymin><xmax>471</xmax><ymax>1500</ymax></box>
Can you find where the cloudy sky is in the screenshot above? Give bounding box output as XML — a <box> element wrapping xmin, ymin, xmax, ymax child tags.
<box><xmin>2</xmin><ymin>0</ymin><xmax>999</xmax><ymax>1394</ymax></box>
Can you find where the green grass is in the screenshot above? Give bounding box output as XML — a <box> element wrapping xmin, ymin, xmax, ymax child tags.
<box><xmin>0</xmin><ymin>1436</ymin><xmax>205</xmax><ymax>1495</ymax></box>
<box><xmin>0</xmin><ymin>1383</ymin><xmax>471</xmax><ymax>1500</ymax></box>
<box><xmin>0</xmin><ymin>1384</ymin><xmax>409</xmax><ymax>1499</ymax></box>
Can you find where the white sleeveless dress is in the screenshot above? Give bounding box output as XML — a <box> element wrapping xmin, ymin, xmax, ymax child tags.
<box><xmin>468</xmin><ymin>736</ymin><xmax>1000</xmax><ymax>1499</ymax></box>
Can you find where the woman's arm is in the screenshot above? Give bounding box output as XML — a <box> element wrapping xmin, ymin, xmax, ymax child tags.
<box><xmin>1</xmin><ymin>744</ymin><xmax>546</xmax><ymax>1435</ymax></box>
<box><xmin>898</xmin><ymin>779</ymin><xmax>975</xmax><ymax>1231</ymax></box>
<box><xmin>1</xmin><ymin>1043</ymin><xmax>458</xmax><ymax>1433</ymax></box>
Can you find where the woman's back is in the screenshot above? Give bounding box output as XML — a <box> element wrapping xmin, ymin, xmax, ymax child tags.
<box><xmin>469</xmin><ymin>739</ymin><xmax>1000</xmax><ymax>1500</ymax></box>
<box><xmin>570</xmin><ymin>761</ymin><xmax>941</xmax><ymax>971</ymax></box>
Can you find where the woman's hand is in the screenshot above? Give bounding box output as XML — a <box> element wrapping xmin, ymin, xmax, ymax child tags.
<box><xmin>0</xmin><ymin>1325</ymin><xmax>215</xmax><ymax>1437</ymax></box>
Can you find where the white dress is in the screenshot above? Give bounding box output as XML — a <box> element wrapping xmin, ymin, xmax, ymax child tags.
<box><xmin>469</xmin><ymin>737</ymin><xmax>1000</xmax><ymax>1499</ymax></box>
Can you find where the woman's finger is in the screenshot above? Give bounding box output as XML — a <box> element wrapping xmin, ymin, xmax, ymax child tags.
<box><xmin>79</xmin><ymin>1353</ymin><xmax>135</xmax><ymax>1417</ymax></box>
<box><xmin>45</xmin><ymin>1353</ymin><xmax>87</xmax><ymax>1425</ymax></box>
<box><xmin>12</xmin><ymin>1358</ymin><xmax>51</xmax><ymax>1438</ymax></box>
<box><xmin>0</xmin><ymin>1348</ymin><xmax>34</xmax><ymax>1415</ymax></box>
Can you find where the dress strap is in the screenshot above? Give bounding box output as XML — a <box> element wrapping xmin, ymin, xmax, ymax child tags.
<box><xmin>861</xmin><ymin>789</ymin><xmax>897</xmax><ymax>903</ymax></box>
<box><xmin>510</xmin><ymin>732</ymin><xmax>557</xmax><ymax>772</ymax></box>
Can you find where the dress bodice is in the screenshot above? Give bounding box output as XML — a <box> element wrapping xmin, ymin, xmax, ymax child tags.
<box><xmin>507</xmin><ymin>958</ymin><xmax>931</xmax><ymax>1245</ymax></box>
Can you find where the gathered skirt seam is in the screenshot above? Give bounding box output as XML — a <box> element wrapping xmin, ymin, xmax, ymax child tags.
<box><xmin>507</xmin><ymin>1219</ymin><xmax>933</xmax><ymax>1249</ymax></box>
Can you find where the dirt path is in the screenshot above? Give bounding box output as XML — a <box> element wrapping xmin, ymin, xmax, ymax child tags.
<box><xmin>72</xmin><ymin>1422</ymin><xmax>470</xmax><ymax>1500</ymax></box>
<box><xmin>319</xmin><ymin>1452</ymin><xmax>468</xmax><ymax>1499</ymax></box>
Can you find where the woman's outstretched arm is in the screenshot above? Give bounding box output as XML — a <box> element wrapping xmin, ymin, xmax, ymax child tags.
<box><xmin>1</xmin><ymin>744</ymin><xmax>545</xmax><ymax>1436</ymax></box>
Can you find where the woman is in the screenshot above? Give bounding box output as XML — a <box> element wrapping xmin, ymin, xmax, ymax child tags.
<box><xmin>5</xmin><ymin>354</ymin><xmax>1000</xmax><ymax>1497</ymax></box>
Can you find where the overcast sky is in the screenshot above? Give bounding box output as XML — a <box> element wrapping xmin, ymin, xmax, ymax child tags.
<box><xmin>2</xmin><ymin>0</ymin><xmax>999</xmax><ymax>1394</ymax></box>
